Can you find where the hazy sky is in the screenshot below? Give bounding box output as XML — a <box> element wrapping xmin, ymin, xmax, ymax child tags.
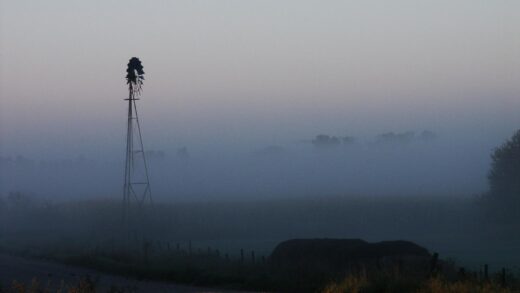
<box><xmin>1</xmin><ymin>0</ymin><xmax>519</xmax><ymax>158</ymax></box>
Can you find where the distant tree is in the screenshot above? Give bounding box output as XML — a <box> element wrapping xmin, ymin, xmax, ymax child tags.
<box><xmin>7</xmin><ymin>191</ymin><xmax>32</xmax><ymax>210</ymax></box>
<box><xmin>488</xmin><ymin>130</ymin><xmax>520</xmax><ymax>197</ymax></box>
<box><xmin>375</xmin><ymin>131</ymin><xmax>415</xmax><ymax>144</ymax></box>
<box><xmin>342</xmin><ymin>136</ymin><xmax>355</xmax><ymax>144</ymax></box>
<box><xmin>0</xmin><ymin>194</ymin><xmax>5</xmax><ymax>212</ymax></box>
<box><xmin>418</xmin><ymin>130</ymin><xmax>437</xmax><ymax>141</ymax></box>
<box><xmin>312</xmin><ymin>135</ymin><xmax>341</xmax><ymax>148</ymax></box>
<box><xmin>177</xmin><ymin>147</ymin><xmax>190</xmax><ymax>159</ymax></box>
<box><xmin>486</xmin><ymin>129</ymin><xmax>520</xmax><ymax>218</ymax></box>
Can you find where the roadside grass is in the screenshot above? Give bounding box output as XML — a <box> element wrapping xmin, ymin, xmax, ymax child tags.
<box><xmin>323</xmin><ymin>273</ymin><xmax>520</xmax><ymax>293</ymax></box>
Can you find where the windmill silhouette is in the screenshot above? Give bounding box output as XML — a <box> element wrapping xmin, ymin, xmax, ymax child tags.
<box><xmin>122</xmin><ymin>57</ymin><xmax>152</xmax><ymax>221</ymax></box>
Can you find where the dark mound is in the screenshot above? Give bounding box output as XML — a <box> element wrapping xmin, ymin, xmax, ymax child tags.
<box><xmin>271</xmin><ymin>238</ymin><xmax>368</xmax><ymax>265</ymax></box>
<box><xmin>271</xmin><ymin>238</ymin><xmax>430</xmax><ymax>271</ymax></box>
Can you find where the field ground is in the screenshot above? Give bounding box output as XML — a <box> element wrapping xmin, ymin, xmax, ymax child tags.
<box><xmin>1</xmin><ymin>196</ymin><xmax>520</xmax><ymax>291</ymax></box>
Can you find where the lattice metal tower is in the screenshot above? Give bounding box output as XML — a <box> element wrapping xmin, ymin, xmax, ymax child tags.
<box><xmin>123</xmin><ymin>57</ymin><xmax>152</xmax><ymax>219</ymax></box>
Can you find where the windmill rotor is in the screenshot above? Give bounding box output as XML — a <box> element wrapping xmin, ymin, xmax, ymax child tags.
<box><xmin>126</xmin><ymin>57</ymin><xmax>145</xmax><ymax>94</ymax></box>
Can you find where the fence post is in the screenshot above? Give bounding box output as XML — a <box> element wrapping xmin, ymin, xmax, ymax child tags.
<box><xmin>430</xmin><ymin>252</ymin><xmax>439</xmax><ymax>276</ymax></box>
<box><xmin>143</xmin><ymin>240</ymin><xmax>150</xmax><ymax>264</ymax></box>
<box><xmin>458</xmin><ymin>267</ymin><xmax>466</xmax><ymax>280</ymax></box>
<box><xmin>501</xmin><ymin>268</ymin><xmax>506</xmax><ymax>287</ymax></box>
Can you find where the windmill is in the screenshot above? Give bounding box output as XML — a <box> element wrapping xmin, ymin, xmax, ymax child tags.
<box><xmin>123</xmin><ymin>57</ymin><xmax>152</xmax><ymax>220</ymax></box>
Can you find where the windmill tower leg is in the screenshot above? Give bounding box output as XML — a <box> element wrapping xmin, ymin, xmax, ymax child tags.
<box><xmin>123</xmin><ymin>90</ymin><xmax>134</xmax><ymax>223</ymax></box>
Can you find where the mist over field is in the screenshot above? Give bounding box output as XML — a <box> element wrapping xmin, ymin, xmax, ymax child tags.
<box><xmin>0</xmin><ymin>130</ymin><xmax>498</xmax><ymax>200</ymax></box>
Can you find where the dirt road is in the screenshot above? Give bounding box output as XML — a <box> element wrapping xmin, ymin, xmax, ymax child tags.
<box><xmin>0</xmin><ymin>254</ymin><xmax>243</xmax><ymax>292</ymax></box>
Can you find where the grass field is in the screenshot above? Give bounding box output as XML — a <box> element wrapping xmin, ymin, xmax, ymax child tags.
<box><xmin>1</xmin><ymin>195</ymin><xmax>519</xmax><ymax>292</ymax></box>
